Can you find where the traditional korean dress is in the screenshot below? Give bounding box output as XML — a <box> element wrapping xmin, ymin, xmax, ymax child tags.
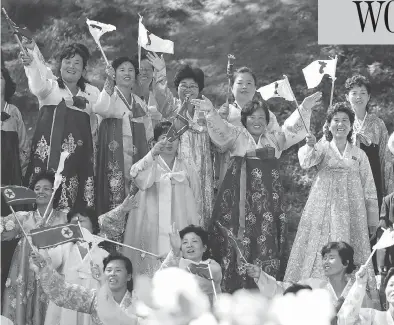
<box><xmin>23</xmin><ymin>44</ymin><xmax>98</xmax><ymax>213</ymax></box>
<box><xmin>1</xmin><ymin>209</ymin><xmax>67</xmax><ymax>325</ymax></box>
<box><xmin>338</xmin><ymin>276</ymin><xmax>393</xmax><ymax>324</ymax></box>
<box><xmin>353</xmin><ymin>113</ymin><xmax>394</xmax><ymax>209</ymax></box>
<box><xmin>152</xmin><ymin>67</ymin><xmax>214</xmax><ymax>229</ymax></box>
<box><xmin>37</xmin><ymin>265</ymin><xmax>140</xmax><ymax>325</ymax></box>
<box><xmin>44</xmin><ymin>240</ymin><xmax>109</xmax><ymax>325</ymax></box>
<box><xmin>284</xmin><ymin>140</ymin><xmax>380</xmax><ymax>309</ymax></box>
<box><xmin>205</xmin><ymin>104</ymin><xmax>311</xmax><ymax>293</ymax></box>
<box><xmin>1</xmin><ymin>103</ymin><xmax>30</xmax><ymax>297</ymax></box>
<box><xmin>160</xmin><ymin>251</ymin><xmax>222</xmax><ymax>304</ymax></box>
<box><xmin>122</xmin><ymin>151</ymin><xmax>202</xmax><ymax>276</ymax></box>
<box><xmin>93</xmin><ymin>84</ymin><xmax>153</xmax><ymax>216</ymax></box>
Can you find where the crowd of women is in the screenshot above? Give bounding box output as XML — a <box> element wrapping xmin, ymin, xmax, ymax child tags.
<box><xmin>1</xmin><ymin>33</ymin><xmax>394</xmax><ymax>325</ymax></box>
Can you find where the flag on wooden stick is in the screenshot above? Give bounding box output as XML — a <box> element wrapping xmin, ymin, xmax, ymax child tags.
<box><xmin>302</xmin><ymin>58</ymin><xmax>337</xmax><ymax>89</ymax></box>
<box><xmin>30</xmin><ymin>223</ymin><xmax>83</xmax><ymax>249</ymax></box>
<box><xmin>1</xmin><ymin>185</ymin><xmax>36</xmax><ymax>206</ymax></box>
<box><xmin>86</xmin><ymin>18</ymin><xmax>116</xmax><ymax>46</ymax></box>
<box><xmin>257</xmin><ymin>79</ymin><xmax>293</xmax><ymax>101</ymax></box>
<box><xmin>138</xmin><ymin>17</ymin><xmax>174</xmax><ymax>54</ymax></box>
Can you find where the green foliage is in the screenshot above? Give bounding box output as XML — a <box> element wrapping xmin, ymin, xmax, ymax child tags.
<box><xmin>2</xmin><ymin>0</ymin><xmax>393</xmax><ymax>253</ymax></box>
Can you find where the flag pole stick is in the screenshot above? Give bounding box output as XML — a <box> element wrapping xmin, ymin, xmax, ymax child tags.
<box><xmin>207</xmin><ymin>263</ymin><xmax>218</xmax><ymax>301</ymax></box>
<box><xmin>225</xmin><ymin>54</ymin><xmax>235</xmax><ymax>105</ymax></box>
<box><xmin>101</xmin><ymin>236</ymin><xmax>160</xmax><ymax>258</ymax></box>
<box><xmin>9</xmin><ymin>206</ymin><xmax>36</xmax><ymax>251</ymax></box>
<box><xmin>1</xmin><ymin>7</ymin><xmax>28</xmax><ymax>56</ymax></box>
<box><xmin>363</xmin><ymin>249</ymin><xmax>376</xmax><ymax>267</ymax></box>
<box><xmin>42</xmin><ymin>186</ymin><xmax>57</xmax><ymax>224</ymax></box>
<box><xmin>283</xmin><ymin>75</ymin><xmax>309</xmax><ymax>133</ymax></box>
<box><xmin>77</xmin><ymin>219</ymin><xmax>94</xmax><ymax>262</ymax></box>
<box><xmin>328</xmin><ymin>56</ymin><xmax>338</xmax><ymax>110</ymax></box>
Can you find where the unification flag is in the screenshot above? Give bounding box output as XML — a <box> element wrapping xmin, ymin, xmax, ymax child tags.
<box><xmin>373</xmin><ymin>228</ymin><xmax>394</xmax><ymax>250</ymax></box>
<box><xmin>1</xmin><ymin>185</ymin><xmax>36</xmax><ymax>206</ymax></box>
<box><xmin>302</xmin><ymin>58</ymin><xmax>337</xmax><ymax>89</ymax></box>
<box><xmin>138</xmin><ymin>17</ymin><xmax>174</xmax><ymax>54</ymax></box>
<box><xmin>30</xmin><ymin>223</ymin><xmax>83</xmax><ymax>249</ymax></box>
<box><xmin>257</xmin><ymin>79</ymin><xmax>293</xmax><ymax>101</ymax></box>
<box><xmin>86</xmin><ymin>18</ymin><xmax>116</xmax><ymax>45</ymax></box>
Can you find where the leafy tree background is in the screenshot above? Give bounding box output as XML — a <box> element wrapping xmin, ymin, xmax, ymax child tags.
<box><xmin>2</xmin><ymin>0</ymin><xmax>393</xmax><ymax>270</ymax></box>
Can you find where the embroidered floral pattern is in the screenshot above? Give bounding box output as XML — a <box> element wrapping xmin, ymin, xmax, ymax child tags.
<box><xmin>61</xmin><ymin>133</ymin><xmax>77</xmax><ymax>154</ymax></box>
<box><xmin>84</xmin><ymin>176</ymin><xmax>95</xmax><ymax>207</ymax></box>
<box><xmin>35</xmin><ymin>135</ymin><xmax>50</xmax><ymax>163</ymax></box>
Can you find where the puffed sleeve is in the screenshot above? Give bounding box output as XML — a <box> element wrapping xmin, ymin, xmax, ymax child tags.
<box><xmin>151</xmin><ymin>66</ymin><xmax>179</xmax><ymax>119</ymax></box>
<box><xmin>298</xmin><ymin>139</ymin><xmax>327</xmax><ymax>169</ymax></box>
<box><xmin>129</xmin><ymin>151</ymin><xmax>157</xmax><ymax>191</ymax></box>
<box><xmin>24</xmin><ymin>44</ymin><xmax>57</xmax><ymax>101</ymax></box>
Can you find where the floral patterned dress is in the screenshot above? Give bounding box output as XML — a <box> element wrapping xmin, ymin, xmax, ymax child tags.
<box><xmin>23</xmin><ymin>44</ymin><xmax>99</xmax><ymax>213</ymax></box>
<box><xmin>205</xmin><ymin>105</ymin><xmax>311</xmax><ymax>293</ymax></box>
<box><xmin>1</xmin><ymin>209</ymin><xmax>67</xmax><ymax>325</ymax></box>
<box><xmin>284</xmin><ymin>140</ymin><xmax>380</xmax><ymax>309</ymax></box>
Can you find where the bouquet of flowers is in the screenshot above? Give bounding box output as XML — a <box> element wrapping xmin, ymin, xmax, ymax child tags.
<box><xmin>133</xmin><ymin>267</ymin><xmax>335</xmax><ymax>325</ymax></box>
<box><xmin>0</xmin><ymin>216</ymin><xmax>16</xmax><ymax>234</ymax></box>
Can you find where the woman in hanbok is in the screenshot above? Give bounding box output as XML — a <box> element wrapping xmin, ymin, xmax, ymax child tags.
<box><xmin>338</xmin><ymin>266</ymin><xmax>394</xmax><ymax>324</ymax></box>
<box><xmin>44</xmin><ymin>209</ymin><xmax>109</xmax><ymax>325</ymax></box>
<box><xmin>31</xmin><ymin>251</ymin><xmax>141</xmax><ymax>325</ymax></box>
<box><xmin>345</xmin><ymin>75</ymin><xmax>394</xmax><ymax>208</ymax></box>
<box><xmin>215</xmin><ymin>67</ymin><xmax>285</xmax><ymax>187</ymax></box>
<box><xmin>19</xmin><ymin>39</ymin><xmax>99</xmax><ymax>215</ymax></box>
<box><xmin>134</xmin><ymin>53</ymin><xmax>162</xmax><ymax>128</ymax></box>
<box><xmin>93</xmin><ymin>57</ymin><xmax>153</xmax><ymax>216</ymax></box>
<box><xmin>161</xmin><ymin>224</ymin><xmax>222</xmax><ymax>304</ymax></box>
<box><xmin>146</xmin><ymin>53</ymin><xmax>213</xmax><ymax>228</ymax></box>
<box><xmin>389</xmin><ymin>133</ymin><xmax>394</xmax><ymax>155</ymax></box>
<box><xmin>192</xmin><ymin>93</ymin><xmax>320</xmax><ymax>293</ymax></box>
<box><xmin>123</xmin><ymin>121</ymin><xmax>202</xmax><ymax>277</ymax></box>
<box><xmin>1</xmin><ymin>65</ymin><xmax>30</xmax><ymax>297</ymax></box>
<box><xmin>284</xmin><ymin>102</ymin><xmax>380</xmax><ymax>308</ymax></box>
<box><xmin>247</xmin><ymin>241</ymin><xmax>375</xmax><ymax>317</ymax></box>
<box><xmin>1</xmin><ymin>171</ymin><xmax>67</xmax><ymax>325</ymax></box>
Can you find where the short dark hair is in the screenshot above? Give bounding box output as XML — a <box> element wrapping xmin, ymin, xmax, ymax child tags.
<box><xmin>324</xmin><ymin>102</ymin><xmax>355</xmax><ymax>143</ymax></box>
<box><xmin>321</xmin><ymin>241</ymin><xmax>356</xmax><ymax>274</ymax></box>
<box><xmin>173</xmin><ymin>64</ymin><xmax>204</xmax><ymax>92</ymax></box>
<box><xmin>153</xmin><ymin>120</ymin><xmax>173</xmax><ymax>141</ymax></box>
<box><xmin>67</xmin><ymin>207</ymin><xmax>99</xmax><ymax>234</ymax></box>
<box><xmin>232</xmin><ymin>66</ymin><xmax>257</xmax><ymax>85</ymax></box>
<box><xmin>30</xmin><ymin>170</ymin><xmax>60</xmax><ymax>209</ymax></box>
<box><xmin>179</xmin><ymin>224</ymin><xmax>211</xmax><ymax>260</ymax></box>
<box><xmin>103</xmin><ymin>252</ymin><xmax>133</xmax><ymax>292</ymax></box>
<box><xmin>240</xmin><ymin>100</ymin><xmax>270</xmax><ymax>128</ymax></box>
<box><xmin>112</xmin><ymin>56</ymin><xmax>139</xmax><ymax>78</ymax></box>
<box><xmin>345</xmin><ymin>74</ymin><xmax>371</xmax><ymax>95</ymax></box>
<box><xmin>283</xmin><ymin>283</ymin><xmax>312</xmax><ymax>295</ymax></box>
<box><xmin>58</xmin><ymin>43</ymin><xmax>90</xmax><ymax>92</ymax></box>
<box><xmin>1</xmin><ymin>66</ymin><xmax>16</xmax><ymax>102</ymax></box>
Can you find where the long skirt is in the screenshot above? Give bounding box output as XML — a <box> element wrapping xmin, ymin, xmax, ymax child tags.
<box><xmin>1</xmin><ymin>130</ymin><xmax>23</xmax><ymax>299</ymax></box>
<box><xmin>208</xmin><ymin>148</ymin><xmax>287</xmax><ymax>293</ymax></box>
<box><xmin>24</xmin><ymin>101</ymin><xmax>95</xmax><ymax>214</ymax></box>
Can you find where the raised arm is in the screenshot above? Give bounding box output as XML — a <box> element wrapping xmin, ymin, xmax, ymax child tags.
<box><xmin>37</xmin><ymin>263</ymin><xmax>96</xmax><ymax>314</ymax></box>
<box><xmin>98</xmin><ymin>194</ymin><xmax>137</xmax><ymax>240</ymax></box>
<box><xmin>21</xmin><ymin>42</ymin><xmax>57</xmax><ymax>101</ymax></box>
<box><xmin>298</xmin><ymin>137</ymin><xmax>327</xmax><ymax>169</ymax></box>
<box><xmin>147</xmin><ymin>52</ymin><xmax>178</xmax><ymax>119</ymax></box>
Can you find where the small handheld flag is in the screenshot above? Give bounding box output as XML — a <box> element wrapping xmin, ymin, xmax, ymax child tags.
<box><xmin>86</xmin><ymin>18</ymin><xmax>116</xmax><ymax>65</ymax></box>
<box><xmin>372</xmin><ymin>228</ymin><xmax>394</xmax><ymax>250</ymax></box>
<box><xmin>302</xmin><ymin>58</ymin><xmax>337</xmax><ymax>89</ymax></box>
<box><xmin>166</xmin><ymin>95</ymin><xmax>191</xmax><ymax>142</ymax></box>
<box><xmin>187</xmin><ymin>263</ymin><xmax>212</xmax><ymax>280</ymax></box>
<box><xmin>138</xmin><ymin>17</ymin><xmax>174</xmax><ymax>54</ymax></box>
<box><xmin>1</xmin><ymin>185</ymin><xmax>36</xmax><ymax>206</ymax></box>
<box><xmin>257</xmin><ymin>79</ymin><xmax>293</xmax><ymax>101</ymax></box>
<box><xmin>30</xmin><ymin>223</ymin><xmax>83</xmax><ymax>249</ymax></box>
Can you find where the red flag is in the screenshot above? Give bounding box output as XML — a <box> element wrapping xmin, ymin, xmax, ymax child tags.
<box><xmin>1</xmin><ymin>185</ymin><xmax>36</xmax><ymax>206</ymax></box>
<box><xmin>30</xmin><ymin>223</ymin><xmax>83</xmax><ymax>249</ymax></box>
